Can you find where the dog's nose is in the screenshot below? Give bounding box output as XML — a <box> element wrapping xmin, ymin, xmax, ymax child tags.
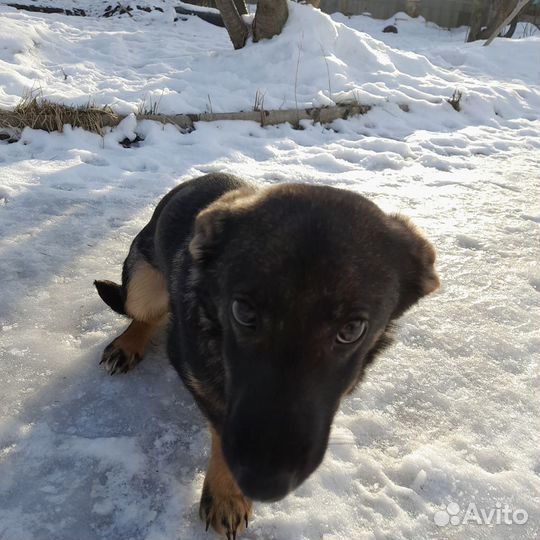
<box><xmin>233</xmin><ymin>465</ymin><xmax>294</xmax><ymax>502</ymax></box>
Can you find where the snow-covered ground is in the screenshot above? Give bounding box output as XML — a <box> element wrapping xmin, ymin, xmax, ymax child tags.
<box><xmin>1</xmin><ymin>2</ymin><xmax>539</xmax><ymax>539</ymax></box>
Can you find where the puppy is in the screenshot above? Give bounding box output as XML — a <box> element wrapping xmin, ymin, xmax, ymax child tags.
<box><xmin>95</xmin><ymin>173</ymin><xmax>439</xmax><ymax>539</ymax></box>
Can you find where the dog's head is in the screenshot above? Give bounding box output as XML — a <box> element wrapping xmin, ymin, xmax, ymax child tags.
<box><xmin>189</xmin><ymin>184</ymin><xmax>439</xmax><ymax>502</ymax></box>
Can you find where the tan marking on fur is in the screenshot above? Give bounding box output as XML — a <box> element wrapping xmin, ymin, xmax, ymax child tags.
<box><xmin>101</xmin><ymin>317</ymin><xmax>165</xmax><ymax>373</ymax></box>
<box><xmin>200</xmin><ymin>428</ymin><xmax>252</xmax><ymax>537</ymax></box>
<box><xmin>416</xmin><ymin>237</ymin><xmax>440</xmax><ymax>295</ymax></box>
<box><xmin>183</xmin><ymin>367</ymin><xmax>206</xmax><ymax>399</ymax></box>
<box><xmin>391</xmin><ymin>214</ymin><xmax>440</xmax><ymax>296</ymax></box>
<box><xmin>113</xmin><ymin>319</ymin><xmax>161</xmax><ymax>358</ymax></box>
<box><xmin>125</xmin><ymin>261</ymin><xmax>169</xmax><ymax>321</ymax></box>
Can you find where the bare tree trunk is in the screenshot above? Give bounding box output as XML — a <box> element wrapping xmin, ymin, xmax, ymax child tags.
<box><xmin>216</xmin><ymin>0</ymin><xmax>290</xmax><ymax>48</ymax></box>
<box><xmin>252</xmin><ymin>0</ymin><xmax>289</xmax><ymax>43</ymax></box>
<box><xmin>405</xmin><ymin>0</ymin><xmax>421</xmax><ymax>18</ymax></box>
<box><xmin>232</xmin><ymin>0</ymin><xmax>247</xmax><ymax>16</ymax></box>
<box><xmin>468</xmin><ymin>0</ymin><xmax>488</xmax><ymax>42</ymax></box>
<box><xmin>483</xmin><ymin>0</ymin><xmax>512</xmax><ymax>36</ymax></box>
<box><xmin>484</xmin><ymin>0</ymin><xmax>530</xmax><ymax>45</ymax></box>
<box><xmin>501</xmin><ymin>17</ymin><xmax>518</xmax><ymax>37</ymax></box>
<box><xmin>215</xmin><ymin>0</ymin><xmax>248</xmax><ymax>49</ymax></box>
<box><xmin>468</xmin><ymin>0</ymin><xmax>526</xmax><ymax>41</ymax></box>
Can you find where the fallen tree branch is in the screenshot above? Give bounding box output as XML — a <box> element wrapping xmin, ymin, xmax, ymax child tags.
<box><xmin>174</xmin><ymin>5</ymin><xmax>224</xmax><ymax>26</ymax></box>
<box><xmin>6</xmin><ymin>1</ymin><xmax>224</xmax><ymax>26</ymax></box>
<box><xmin>5</xmin><ymin>2</ymin><xmax>166</xmax><ymax>17</ymax></box>
<box><xmin>160</xmin><ymin>102</ymin><xmax>371</xmax><ymax>129</ymax></box>
<box><xmin>0</xmin><ymin>98</ymin><xmax>372</xmax><ymax>135</ymax></box>
<box><xmin>6</xmin><ymin>2</ymin><xmax>86</xmax><ymax>16</ymax></box>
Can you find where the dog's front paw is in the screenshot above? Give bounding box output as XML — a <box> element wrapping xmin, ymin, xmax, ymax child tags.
<box><xmin>199</xmin><ymin>479</ymin><xmax>252</xmax><ymax>539</ymax></box>
<box><xmin>100</xmin><ymin>341</ymin><xmax>141</xmax><ymax>375</ymax></box>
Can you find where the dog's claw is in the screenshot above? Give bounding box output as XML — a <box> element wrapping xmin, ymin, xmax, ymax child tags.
<box><xmin>199</xmin><ymin>484</ymin><xmax>251</xmax><ymax>539</ymax></box>
<box><xmin>245</xmin><ymin>515</ymin><xmax>249</xmax><ymax>529</ymax></box>
<box><xmin>100</xmin><ymin>342</ymin><xmax>141</xmax><ymax>375</ymax></box>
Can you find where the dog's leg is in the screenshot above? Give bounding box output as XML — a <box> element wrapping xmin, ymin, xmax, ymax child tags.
<box><xmin>200</xmin><ymin>428</ymin><xmax>252</xmax><ymax>539</ymax></box>
<box><xmin>100</xmin><ymin>319</ymin><xmax>163</xmax><ymax>374</ymax></box>
<box><xmin>100</xmin><ymin>260</ymin><xmax>169</xmax><ymax>374</ymax></box>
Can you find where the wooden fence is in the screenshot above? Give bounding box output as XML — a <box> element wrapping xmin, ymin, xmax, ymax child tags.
<box><xmin>319</xmin><ymin>0</ymin><xmax>538</xmax><ymax>29</ymax></box>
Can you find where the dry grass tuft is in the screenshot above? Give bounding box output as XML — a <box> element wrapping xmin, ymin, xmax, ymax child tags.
<box><xmin>0</xmin><ymin>93</ymin><xmax>120</xmax><ymax>134</ymax></box>
<box><xmin>447</xmin><ymin>89</ymin><xmax>463</xmax><ymax>112</ymax></box>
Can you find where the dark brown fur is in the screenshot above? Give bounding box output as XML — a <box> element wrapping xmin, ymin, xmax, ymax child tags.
<box><xmin>95</xmin><ymin>173</ymin><xmax>439</xmax><ymax>538</ymax></box>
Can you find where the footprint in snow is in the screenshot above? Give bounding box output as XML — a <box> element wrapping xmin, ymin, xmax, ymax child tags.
<box><xmin>80</xmin><ymin>153</ymin><xmax>110</xmax><ymax>167</ymax></box>
<box><xmin>0</xmin><ymin>186</ymin><xmax>12</xmax><ymax>205</ymax></box>
<box><xmin>120</xmin><ymin>161</ymin><xmax>159</xmax><ymax>173</ymax></box>
<box><xmin>456</xmin><ymin>234</ymin><xmax>484</xmax><ymax>250</ymax></box>
<box><xmin>53</xmin><ymin>183</ymin><xmax>78</xmax><ymax>192</ymax></box>
<box><xmin>529</xmin><ymin>277</ymin><xmax>540</xmax><ymax>293</ymax></box>
<box><xmin>520</xmin><ymin>213</ymin><xmax>540</xmax><ymax>224</ymax></box>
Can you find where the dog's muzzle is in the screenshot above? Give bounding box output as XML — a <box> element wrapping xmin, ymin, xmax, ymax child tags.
<box><xmin>232</xmin><ymin>465</ymin><xmax>297</xmax><ymax>502</ymax></box>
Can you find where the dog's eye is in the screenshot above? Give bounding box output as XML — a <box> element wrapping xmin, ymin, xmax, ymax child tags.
<box><xmin>336</xmin><ymin>320</ymin><xmax>368</xmax><ymax>344</ymax></box>
<box><xmin>231</xmin><ymin>299</ymin><xmax>256</xmax><ymax>327</ymax></box>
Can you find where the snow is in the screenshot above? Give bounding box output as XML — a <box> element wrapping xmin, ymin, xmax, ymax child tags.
<box><xmin>0</xmin><ymin>2</ymin><xmax>538</xmax><ymax>123</ymax></box>
<box><xmin>1</xmin><ymin>2</ymin><xmax>539</xmax><ymax>540</ymax></box>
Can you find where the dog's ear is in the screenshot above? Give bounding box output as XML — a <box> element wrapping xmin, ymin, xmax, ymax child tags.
<box><xmin>189</xmin><ymin>187</ymin><xmax>257</xmax><ymax>262</ymax></box>
<box><xmin>388</xmin><ymin>215</ymin><xmax>440</xmax><ymax>318</ymax></box>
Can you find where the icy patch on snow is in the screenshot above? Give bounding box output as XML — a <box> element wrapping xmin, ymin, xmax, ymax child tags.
<box><xmin>1</xmin><ymin>114</ymin><xmax>539</xmax><ymax>538</ymax></box>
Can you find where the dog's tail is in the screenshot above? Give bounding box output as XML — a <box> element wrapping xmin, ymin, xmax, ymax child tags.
<box><xmin>94</xmin><ymin>280</ymin><xmax>127</xmax><ymax>316</ymax></box>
